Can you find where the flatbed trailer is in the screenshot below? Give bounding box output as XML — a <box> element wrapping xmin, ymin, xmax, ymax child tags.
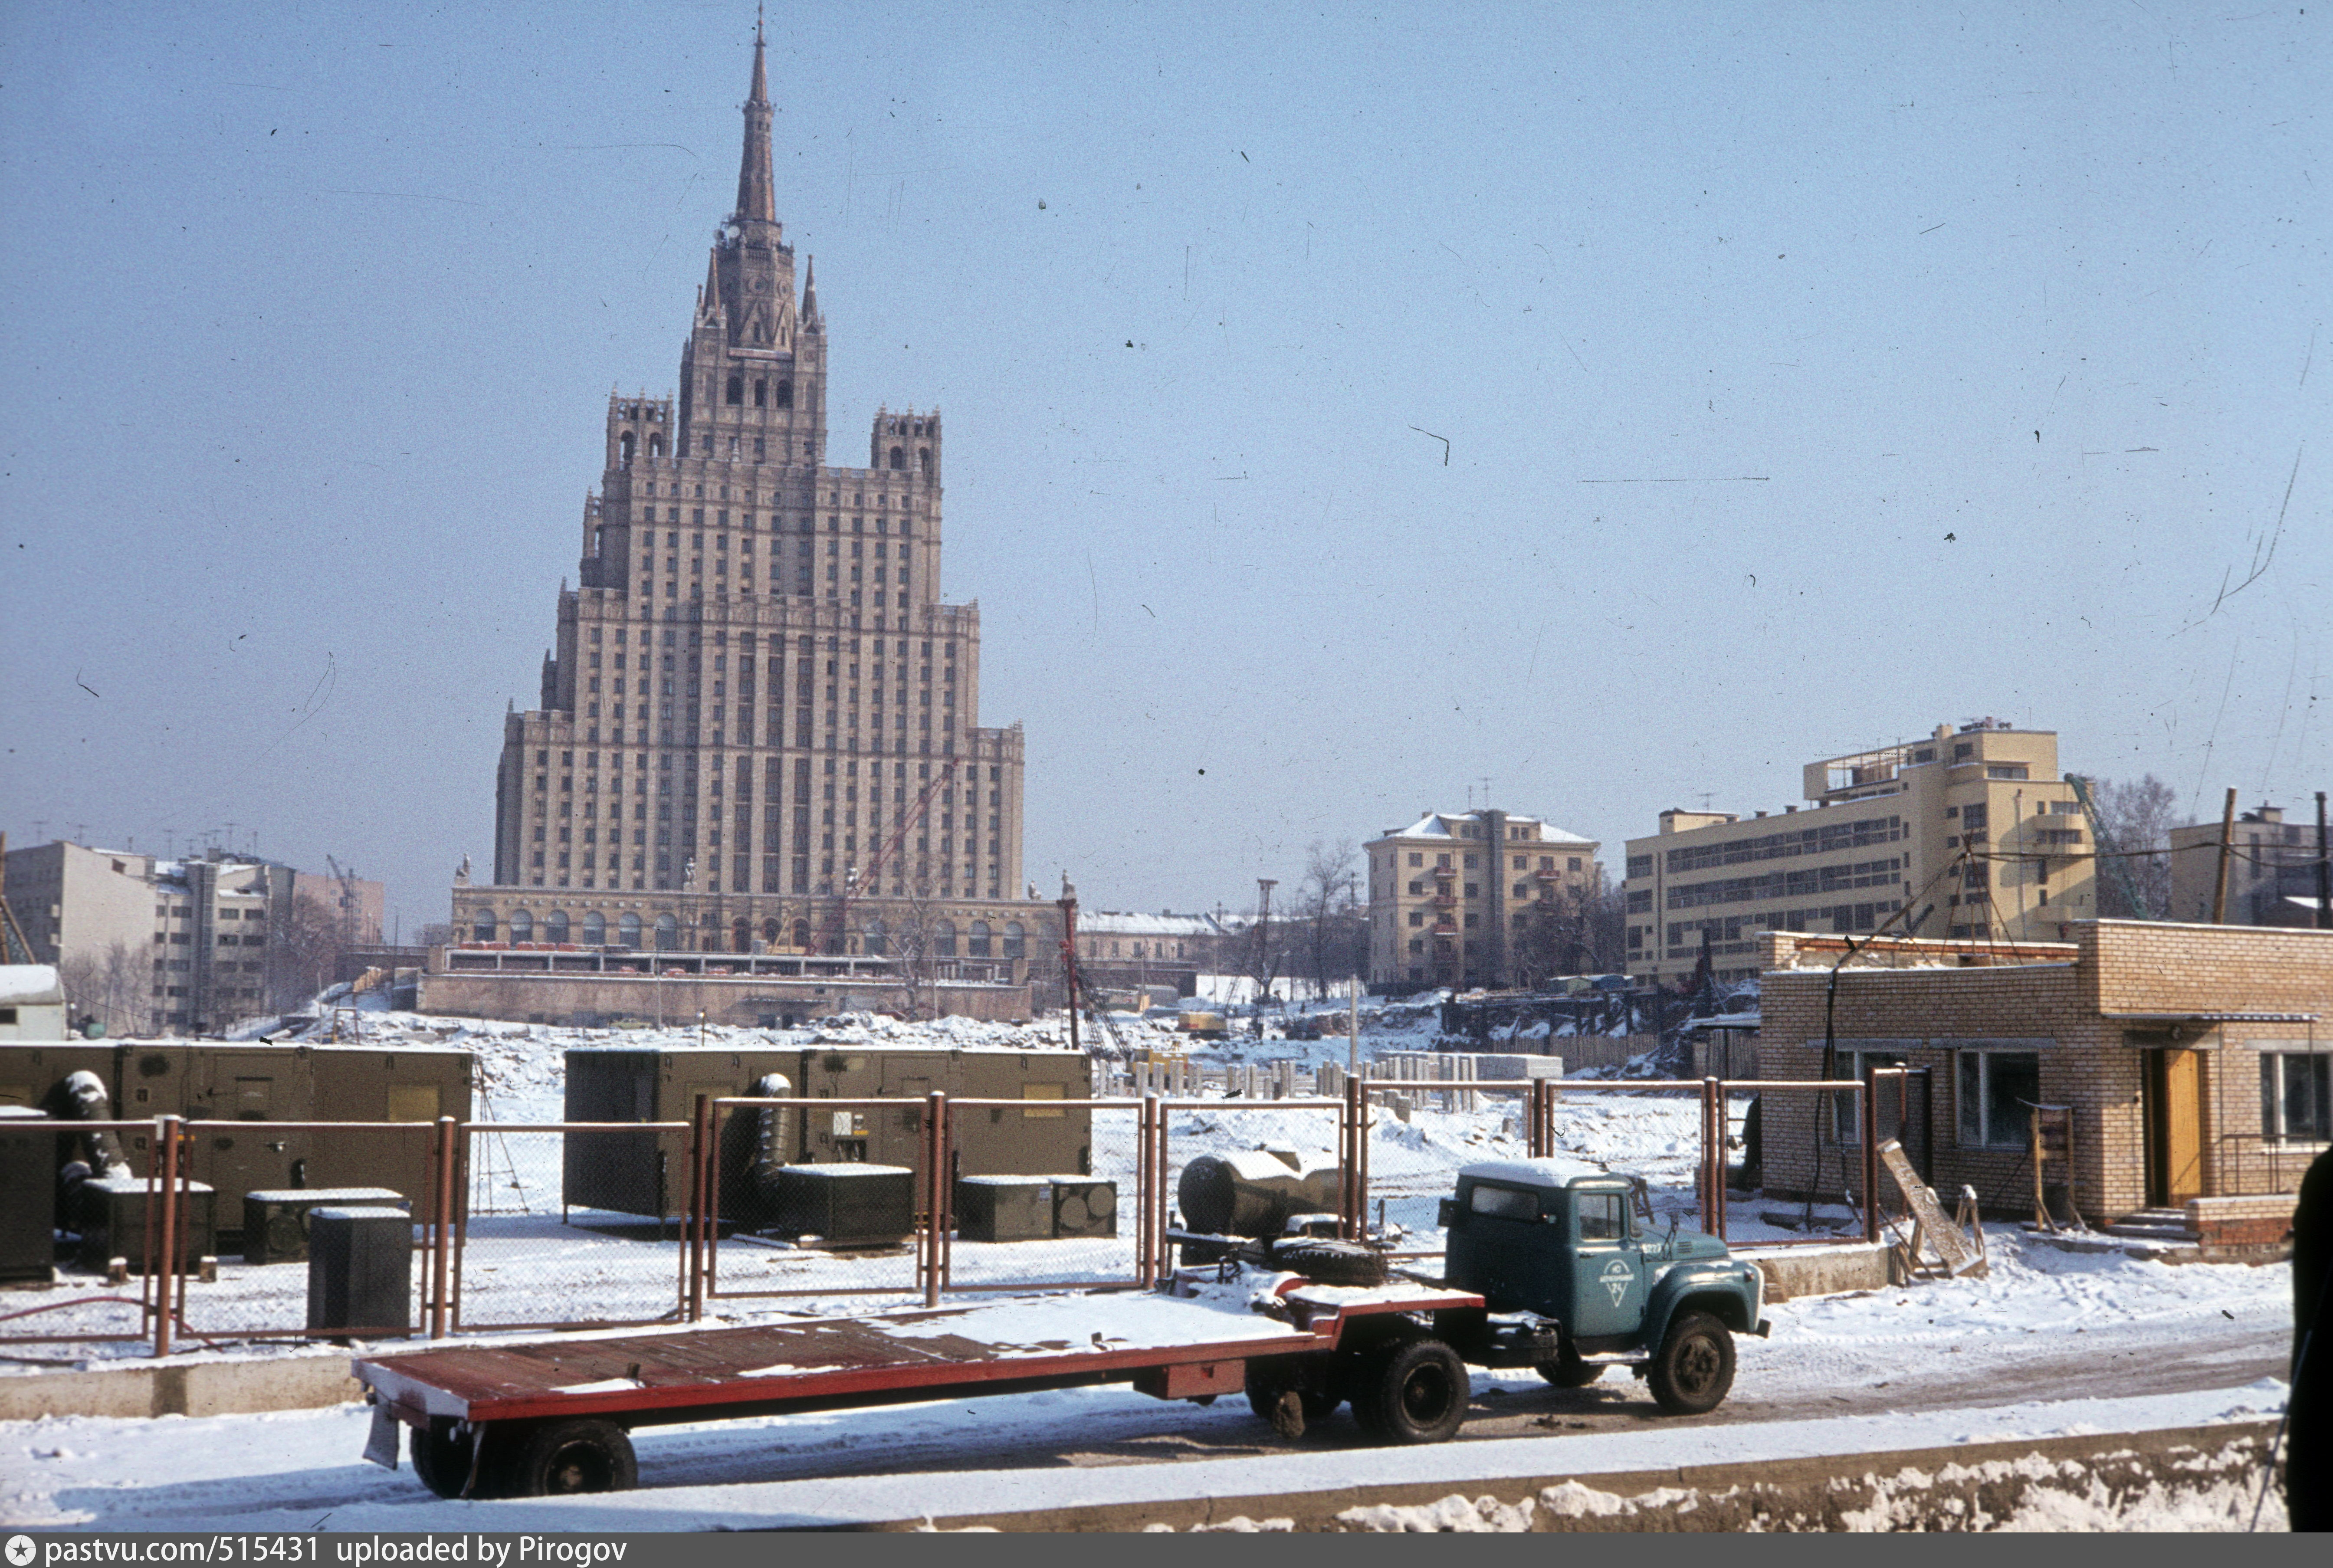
<box><xmin>356</xmin><ymin>1279</ymin><xmax>1523</xmax><ymax>1498</ymax></box>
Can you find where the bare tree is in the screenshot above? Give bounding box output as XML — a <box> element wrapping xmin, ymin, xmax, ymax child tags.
<box><xmin>1511</xmin><ymin>867</ymin><xmax>1627</xmax><ymax>988</ymax></box>
<box><xmin>2087</xmin><ymin>774</ymin><xmax>2177</xmax><ymax>919</ymax></box>
<box><xmin>413</xmin><ymin>922</ymin><xmax>454</xmax><ymax>949</ymax></box>
<box><xmin>884</xmin><ymin>882</ymin><xmax>940</xmax><ymax>1021</ymax></box>
<box><xmin>1293</xmin><ymin>839</ymin><xmax>1366</xmax><ymax>999</ymax></box>
<box><xmin>267</xmin><ymin>892</ymin><xmax>347</xmax><ymax>1011</ymax></box>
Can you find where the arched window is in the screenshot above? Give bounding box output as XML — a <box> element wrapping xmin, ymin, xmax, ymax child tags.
<box><xmin>752</xmin><ymin>378</ymin><xmax>767</xmax><ymax>408</ymax></box>
<box><xmin>545</xmin><ymin>910</ymin><xmax>570</xmax><ymax>943</ymax></box>
<box><xmin>918</xmin><ymin>447</ymin><xmax>932</xmax><ymax>473</ymax></box>
<box><xmin>583</xmin><ymin>911</ymin><xmax>607</xmax><ymax>945</ymax></box>
<box><xmin>889</xmin><ymin>446</ymin><xmax>906</xmax><ymax>471</ymax></box>
<box><xmin>472</xmin><ymin>908</ymin><xmax>497</xmax><ymax>943</ymax></box>
<box><xmin>619</xmin><ymin>430</ymin><xmax>636</xmax><ymax>468</ymax></box>
<box><xmin>968</xmin><ymin>920</ymin><xmax>991</xmax><ymax>958</ymax></box>
<box><xmin>618</xmin><ymin>912</ymin><xmax>642</xmax><ymax>949</ymax></box>
<box><xmin>732</xmin><ymin>918</ymin><xmax>751</xmax><ymax>954</ymax></box>
<box><xmin>775</xmin><ymin>378</ymin><xmax>793</xmax><ymax>409</ymax></box>
<box><xmin>509</xmin><ymin>909</ymin><xmax>534</xmax><ymax>943</ymax></box>
<box><xmin>654</xmin><ymin>913</ymin><xmax>679</xmax><ymax>951</ymax></box>
<box><xmin>863</xmin><ymin>918</ymin><xmax>886</xmax><ymax>956</ymax></box>
<box><xmin>762</xmin><ymin>917</ymin><xmax>781</xmax><ymax>946</ymax></box>
<box><xmin>648</xmin><ymin>432</ymin><xmax>667</xmax><ymax>459</ymax></box>
<box><xmin>932</xmin><ymin>920</ymin><xmax>958</xmax><ymax>958</ymax></box>
<box><xmin>725</xmin><ymin>374</ymin><xmax>744</xmax><ymax>406</ymax></box>
<box><xmin>791</xmin><ymin>918</ymin><xmax>811</xmax><ymax>950</ymax></box>
<box><xmin>1003</xmin><ymin>921</ymin><xmax>1025</xmax><ymax>959</ymax></box>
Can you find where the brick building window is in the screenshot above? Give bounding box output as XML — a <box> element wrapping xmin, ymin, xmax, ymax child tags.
<box><xmin>1829</xmin><ymin>1050</ymin><xmax>1904</xmax><ymax>1145</ymax></box>
<box><xmin>1956</xmin><ymin>1050</ymin><xmax>2040</xmax><ymax>1148</ymax></box>
<box><xmin>2261</xmin><ymin>1052</ymin><xmax>2331</xmax><ymax>1144</ymax></box>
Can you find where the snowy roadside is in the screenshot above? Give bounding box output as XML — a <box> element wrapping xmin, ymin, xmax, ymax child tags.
<box><xmin>0</xmin><ymin>1376</ymin><xmax>2286</xmax><ymax>1532</ymax></box>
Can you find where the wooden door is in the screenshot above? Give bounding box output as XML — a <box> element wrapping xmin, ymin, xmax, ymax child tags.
<box><xmin>2147</xmin><ymin>1049</ymin><xmax>2205</xmax><ymax>1207</ymax></box>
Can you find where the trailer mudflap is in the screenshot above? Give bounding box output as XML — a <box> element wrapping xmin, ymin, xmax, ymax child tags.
<box><xmin>1133</xmin><ymin>1358</ymin><xmax>1244</xmax><ymax>1401</ymax></box>
<box><xmin>362</xmin><ymin>1404</ymin><xmax>401</xmax><ymax>1470</ymax></box>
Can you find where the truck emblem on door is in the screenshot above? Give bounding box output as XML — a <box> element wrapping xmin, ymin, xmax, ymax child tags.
<box><xmin>1600</xmin><ymin>1257</ymin><xmax>1633</xmax><ymax>1306</ymax></box>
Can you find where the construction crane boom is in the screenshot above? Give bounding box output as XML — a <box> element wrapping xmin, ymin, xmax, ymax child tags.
<box><xmin>819</xmin><ymin>760</ymin><xmax>955</xmax><ymax>954</ymax></box>
<box><xmin>2067</xmin><ymin>775</ymin><xmax>2153</xmax><ymax>919</ymax></box>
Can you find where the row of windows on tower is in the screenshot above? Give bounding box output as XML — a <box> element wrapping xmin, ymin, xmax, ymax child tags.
<box><xmin>726</xmin><ymin>374</ymin><xmax>791</xmax><ymax>407</ymax></box>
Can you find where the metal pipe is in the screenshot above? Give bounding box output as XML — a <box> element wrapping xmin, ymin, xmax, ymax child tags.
<box><xmin>688</xmin><ymin>1095</ymin><xmax>709</xmax><ymax>1322</ymax></box>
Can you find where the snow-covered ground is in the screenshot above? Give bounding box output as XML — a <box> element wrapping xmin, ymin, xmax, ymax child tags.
<box><xmin>1</xmin><ymin>1005</ymin><xmax>2299</xmax><ymax>1531</ymax></box>
<box><xmin>0</xmin><ymin>1371</ymin><xmax>2289</xmax><ymax>1530</ymax></box>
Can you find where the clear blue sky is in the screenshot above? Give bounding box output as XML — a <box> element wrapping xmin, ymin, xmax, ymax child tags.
<box><xmin>2</xmin><ymin>0</ymin><xmax>2325</xmax><ymax>938</ymax></box>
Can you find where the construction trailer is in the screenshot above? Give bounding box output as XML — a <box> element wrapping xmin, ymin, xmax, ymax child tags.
<box><xmin>562</xmin><ymin>1045</ymin><xmax>1095</xmax><ymax>1224</ymax></box>
<box><xmin>0</xmin><ymin>1041</ymin><xmax>472</xmax><ymax>1251</ymax></box>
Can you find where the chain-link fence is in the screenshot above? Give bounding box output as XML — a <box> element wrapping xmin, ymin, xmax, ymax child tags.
<box><xmin>1</xmin><ymin>1116</ymin><xmax>450</xmax><ymax>1355</ymax></box>
<box><xmin>697</xmin><ymin>1096</ymin><xmax>932</xmax><ymax>1311</ymax></box>
<box><xmin>451</xmin><ymin>1120</ymin><xmax>689</xmax><ymax>1334</ymax></box>
<box><xmin>939</xmin><ymin>1099</ymin><xmax>1145</xmax><ymax>1294</ymax></box>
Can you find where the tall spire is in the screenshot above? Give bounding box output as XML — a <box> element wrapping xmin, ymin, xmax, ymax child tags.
<box><xmin>801</xmin><ymin>255</ymin><xmax>818</xmax><ymax>320</ymax></box>
<box><xmin>734</xmin><ymin>13</ymin><xmax>776</xmax><ymax>224</ymax></box>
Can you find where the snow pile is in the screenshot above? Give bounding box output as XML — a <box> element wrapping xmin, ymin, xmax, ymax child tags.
<box><xmin>1339</xmin><ymin>1494</ymin><xmax>1540</xmax><ymax>1531</ymax></box>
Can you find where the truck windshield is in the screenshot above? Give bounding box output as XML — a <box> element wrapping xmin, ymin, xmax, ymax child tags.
<box><xmin>1468</xmin><ymin>1183</ymin><xmax>1538</xmax><ymax>1220</ymax></box>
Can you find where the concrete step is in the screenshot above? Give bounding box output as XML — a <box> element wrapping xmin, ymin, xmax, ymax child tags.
<box><xmin>2103</xmin><ymin>1209</ymin><xmax>2198</xmax><ymax>1242</ymax></box>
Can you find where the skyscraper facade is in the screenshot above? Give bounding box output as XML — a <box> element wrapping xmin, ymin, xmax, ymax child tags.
<box><xmin>451</xmin><ymin>33</ymin><xmax>1034</xmax><ymax>968</ymax></box>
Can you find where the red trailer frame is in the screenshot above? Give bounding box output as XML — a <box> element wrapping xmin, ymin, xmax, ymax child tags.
<box><xmin>355</xmin><ymin>1281</ymin><xmax>1486</xmax><ymax>1498</ymax></box>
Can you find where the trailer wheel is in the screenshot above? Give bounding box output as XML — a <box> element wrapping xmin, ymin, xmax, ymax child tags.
<box><xmin>1354</xmin><ymin>1337</ymin><xmax>1468</xmax><ymax>1445</ymax></box>
<box><xmin>409</xmin><ymin>1419</ymin><xmax>475</xmax><ymax>1500</ymax></box>
<box><xmin>1646</xmin><ymin>1311</ymin><xmax>1735</xmax><ymax>1415</ymax></box>
<box><xmin>1535</xmin><ymin>1348</ymin><xmax>1606</xmax><ymax>1388</ymax></box>
<box><xmin>508</xmin><ymin>1419</ymin><xmax>638</xmax><ymax>1496</ymax></box>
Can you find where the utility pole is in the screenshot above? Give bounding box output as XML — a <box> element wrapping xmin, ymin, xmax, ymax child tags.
<box><xmin>2211</xmin><ymin>787</ymin><xmax>2238</xmax><ymax>924</ymax></box>
<box><xmin>1253</xmin><ymin>878</ymin><xmax>1277</xmax><ymax>1029</ymax></box>
<box><xmin>1057</xmin><ymin>874</ymin><xmax>1081</xmax><ymax>1057</ymax></box>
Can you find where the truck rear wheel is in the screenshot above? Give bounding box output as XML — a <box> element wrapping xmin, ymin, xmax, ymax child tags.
<box><xmin>1355</xmin><ymin>1337</ymin><xmax>1469</xmax><ymax>1444</ymax></box>
<box><xmin>1646</xmin><ymin>1311</ymin><xmax>1735</xmax><ymax>1415</ymax></box>
<box><xmin>507</xmin><ymin>1419</ymin><xmax>638</xmax><ymax>1496</ymax></box>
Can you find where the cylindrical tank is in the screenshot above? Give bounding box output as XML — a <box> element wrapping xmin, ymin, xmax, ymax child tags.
<box><xmin>1178</xmin><ymin>1150</ymin><xmax>1343</xmax><ymax>1237</ymax></box>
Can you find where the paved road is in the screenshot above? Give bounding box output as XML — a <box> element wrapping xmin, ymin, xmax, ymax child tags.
<box><xmin>610</xmin><ymin>1318</ymin><xmax>2289</xmax><ymax>1493</ymax></box>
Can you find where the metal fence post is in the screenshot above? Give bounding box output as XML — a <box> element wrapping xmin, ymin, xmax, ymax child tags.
<box><xmin>1136</xmin><ymin>1094</ymin><xmax>1156</xmax><ymax>1287</ymax></box>
<box><xmin>1862</xmin><ymin>1062</ymin><xmax>1881</xmax><ymax>1244</ymax></box>
<box><xmin>687</xmin><ymin>1095</ymin><xmax>709</xmax><ymax>1322</ymax></box>
<box><xmin>153</xmin><ymin>1117</ymin><xmax>180</xmax><ymax>1358</ymax></box>
<box><xmin>924</xmin><ymin>1090</ymin><xmax>946</xmax><ymax>1308</ymax></box>
<box><xmin>430</xmin><ymin>1115</ymin><xmax>455</xmax><ymax>1339</ymax></box>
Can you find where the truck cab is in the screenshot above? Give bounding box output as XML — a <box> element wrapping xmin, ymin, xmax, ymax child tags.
<box><xmin>1437</xmin><ymin>1158</ymin><xmax>1766</xmax><ymax>1414</ymax></box>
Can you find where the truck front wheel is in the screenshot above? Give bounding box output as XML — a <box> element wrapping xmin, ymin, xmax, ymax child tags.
<box><xmin>1646</xmin><ymin>1311</ymin><xmax>1735</xmax><ymax>1415</ymax></box>
<box><xmin>1356</xmin><ymin>1338</ymin><xmax>1469</xmax><ymax>1444</ymax></box>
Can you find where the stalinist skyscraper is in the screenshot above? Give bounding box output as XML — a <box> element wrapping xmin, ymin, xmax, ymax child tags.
<box><xmin>452</xmin><ymin>29</ymin><xmax>1034</xmax><ymax>977</ymax></box>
